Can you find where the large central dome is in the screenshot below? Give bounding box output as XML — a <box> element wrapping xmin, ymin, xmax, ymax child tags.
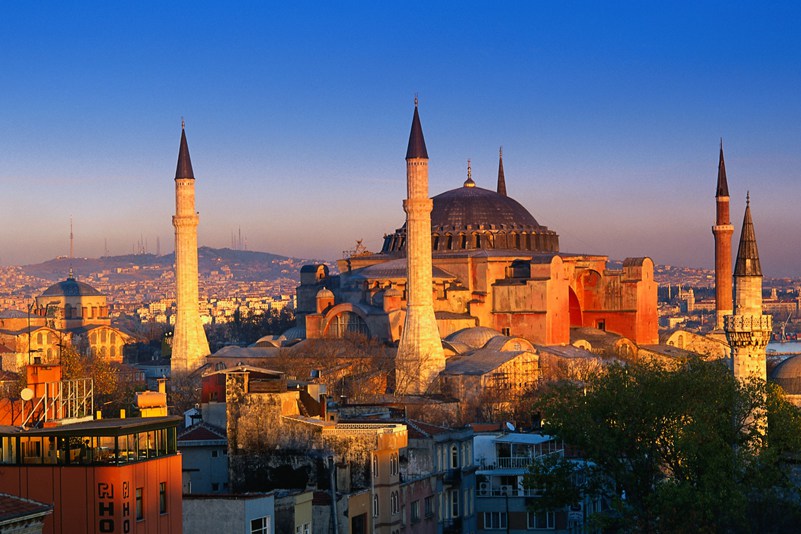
<box><xmin>431</xmin><ymin>185</ymin><xmax>539</xmax><ymax>230</ymax></box>
<box><xmin>380</xmin><ymin>171</ymin><xmax>559</xmax><ymax>254</ymax></box>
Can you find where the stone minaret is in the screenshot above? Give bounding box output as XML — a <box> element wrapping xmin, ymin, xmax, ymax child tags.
<box><xmin>395</xmin><ymin>100</ymin><xmax>446</xmax><ymax>395</ymax></box>
<box><xmin>171</xmin><ymin>123</ymin><xmax>210</xmax><ymax>373</ymax></box>
<box><xmin>497</xmin><ymin>146</ymin><xmax>507</xmax><ymax>196</ymax></box>
<box><xmin>725</xmin><ymin>194</ymin><xmax>771</xmax><ymax>382</ymax></box>
<box><xmin>713</xmin><ymin>141</ymin><xmax>734</xmax><ymax>330</ymax></box>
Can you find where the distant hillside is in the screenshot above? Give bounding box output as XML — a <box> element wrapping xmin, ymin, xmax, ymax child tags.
<box><xmin>22</xmin><ymin>247</ymin><xmax>336</xmax><ymax>283</ymax></box>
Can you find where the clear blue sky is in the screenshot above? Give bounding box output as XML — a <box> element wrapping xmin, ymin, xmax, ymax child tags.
<box><xmin>1</xmin><ymin>2</ymin><xmax>800</xmax><ymax>276</ymax></box>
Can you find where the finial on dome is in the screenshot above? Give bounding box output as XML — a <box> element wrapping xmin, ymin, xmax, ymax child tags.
<box><xmin>747</xmin><ymin>191</ymin><xmax>750</xmax><ymax>206</ymax></box>
<box><xmin>464</xmin><ymin>159</ymin><xmax>476</xmax><ymax>188</ymax></box>
<box><xmin>182</xmin><ymin>117</ymin><xmax>185</xmax><ymax>130</ymax></box>
<box><xmin>414</xmin><ymin>94</ymin><xmax>418</xmax><ymax>108</ymax></box>
<box><xmin>68</xmin><ymin>267</ymin><xmax>74</xmax><ymax>280</ymax></box>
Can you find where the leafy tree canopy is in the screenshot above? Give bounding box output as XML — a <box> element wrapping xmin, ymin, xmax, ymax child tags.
<box><xmin>526</xmin><ymin>358</ymin><xmax>801</xmax><ymax>533</ymax></box>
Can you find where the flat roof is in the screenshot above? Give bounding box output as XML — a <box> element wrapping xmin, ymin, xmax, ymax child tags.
<box><xmin>0</xmin><ymin>416</ymin><xmax>182</xmax><ymax>438</ymax></box>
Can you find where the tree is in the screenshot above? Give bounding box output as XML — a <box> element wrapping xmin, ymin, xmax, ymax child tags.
<box><xmin>60</xmin><ymin>345</ymin><xmax>141</xmax><ymax>416</ymax></box>
<box><xmin>206</xmin><ymin>307</ymin><xmax>295</xmax><ymax>350</ymax></box>
<box><xmin>526</xmin><ymin>358</ymin><xmax>801</xmax><ymax>532</ymax></box>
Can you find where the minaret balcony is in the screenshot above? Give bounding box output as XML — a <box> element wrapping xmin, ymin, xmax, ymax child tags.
<box><xmin>724</xmin><ymin>314</ymin><xmax>772</xmax><ymax>333</ymax></box>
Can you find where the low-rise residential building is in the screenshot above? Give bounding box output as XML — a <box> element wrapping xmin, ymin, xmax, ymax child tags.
<box><xmin>474</xmin><ymin>431</ymin><xmax>568</xmax><ymax>533</ymax></box>
<box><xmin>183</xmin><ymin>492</ymin><xmax>274</xmax><ymax>534</ymax></box>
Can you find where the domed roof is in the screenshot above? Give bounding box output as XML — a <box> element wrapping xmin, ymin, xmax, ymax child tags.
<box><xmin>316</xmin><ymin>288</ymin><xmax>334</xmax><ymax>299</ymax></box>
<box><xmin>772</xmin><ymin>355</ymin><xmax>801</xmax><ymax>394</ymax></box>
<box><xmin>431</xmin><ymin>185</ymin><xmax>539</xmax><ymax>230</ymax></box>
<box><xmin>41</xmin><ymin>276</ymin><xmax>103</xmax><ymax>298</ymax></box>
<box><xmin>445</xmin><ymin>326</ymin><xmax>503</xmax><ymax>350</ymax></box>
<box><xmin>280</xmin><ymin>326</ymin><xmax>306</xmax><ymax>341</ymax></box>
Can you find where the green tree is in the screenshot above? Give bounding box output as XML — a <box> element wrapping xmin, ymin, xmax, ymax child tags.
<box><xmin>526</xmin><ymin>358</ymin><xmax>801</xmax><ymax>533</ymax></box>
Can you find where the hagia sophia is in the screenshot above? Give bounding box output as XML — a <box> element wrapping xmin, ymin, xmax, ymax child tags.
<box><xmin>287</xmin><ymin>101</ymin><xmax>658</xmax><ymax>397</ymax></box>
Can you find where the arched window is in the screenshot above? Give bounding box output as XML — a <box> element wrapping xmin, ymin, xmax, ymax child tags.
<box><xmin>432</xmin><ymin>235</ymin><xmax>439</xmax><ymax>250</ymax></box>
<box><xmin>37</xmin><ymin>332</ymin><xmax>43</xmax><ymax>344</ymax></box>
<box><xmin>460</xmin><ymin>234</ymin><xmax>467</xmax><ymax>249</ymax></box>
<box><xmin>100</xmin><ymin>330</ymin><xmax>107</xmax><ymax>343</ymax></box>
<box><xmin>110</xmin><ymin>332</ymin><xmax>116</xmax><ymax>344</ymax></box>
<box><xmin>373</xmin><ymin>454</ymin><xmax>378</xmax><ymax>478</ymax></box>
<box><xmin>446</xmin><ymin>235</ymin><xmax>453</xmax><ymax>250</ymax></box>
<box><xmin>391</xmin><ymin>491</ymin><xmax>399</xmax><ymax>514</ymax></box>
<box><xmin>451</xmin><ymin>445</ymin><xmax>459</xmax><ymax>469</ymax></box>
<box><xmin>373</xmin><ymin>495</ymin><xmax>379</xmax><ymax>517</ymax></box>
<box><xmin>90</xmin><ymin>332</ymin><xmax>97</xmax><ymax>344</ymax></box>
<box><xmin>47</xmin><ymin>348</ymin><xmax>53</xmax><ymax>359</ymax></box>
<box><xmin>329</xmin><ymin>311</ymin><xmax>369</xmax><ymax>338</ymax></box>
<box><xmin>110</xmin><ymin>345</ymin><xmax>117</xmax><ymax>358</ymax></box>
<box><xmin>474</xmin><ymin>233</ymin><xmax>481</xmax><ymax>248</ymax></box>
<box><xmin>100</xmin><ymin>346</ymin><xmax>107</xmax><ymax>358</ymax></box>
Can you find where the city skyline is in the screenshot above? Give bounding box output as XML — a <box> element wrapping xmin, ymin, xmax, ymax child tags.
<box><xmin>1</xmin><ymin>3</ymin><xmax>800</xmax><ymax>275</ymax></box>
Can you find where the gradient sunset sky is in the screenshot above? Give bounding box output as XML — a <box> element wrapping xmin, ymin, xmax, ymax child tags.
<box><xmin>1</xmin><ymin>2</ymin><xmax>800</xmax><ymax>275</ymax></box>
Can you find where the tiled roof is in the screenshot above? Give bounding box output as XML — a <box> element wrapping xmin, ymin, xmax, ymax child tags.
<box><xmin>178</xmin><ymin>423</ymin><xmax>226</xmax><ymax>442</ymax></box>
<box><xmin>0</xmin><ymin>493</ymin><xmax>53</xmax><ymax>524</ymax></box>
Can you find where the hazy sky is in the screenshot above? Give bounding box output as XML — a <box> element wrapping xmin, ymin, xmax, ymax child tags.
<box><xmin>1</xmin><ymin>3</ymin><xmax>800</xmax><ymax>276</ymax></box>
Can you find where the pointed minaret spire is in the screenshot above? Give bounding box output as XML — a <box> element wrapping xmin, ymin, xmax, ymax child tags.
<box><xmin>497</xmin><ymin>146</ymin><xmax>507</xmax><ymax>196</ymax></box>
<box><xmin>726</xmin><ymin>191</ymin><xmax>770</xmax><ymax>397</ymax></box>
<box><xmin>406</xmin><ymin>97</ymin><xmax>428</xmax><ymax>160</ymax></box>
<box><xmin>464</xmin><ymin>159</ymin><xmax>476</xmax><ymax>187</ymax></box>
<box><xmin>712</xmin><ymin>140</ymin><xmax>734</xmax><ymax>329</ymax></box>
<box><xmin>716</xmin><ymin>138</ymin><xmax>729</xmax><ymax>197</ymax></box>
<box><xmin>397</xmin><ymin>99</ymin><xmax>445</xmax><ymax>394</ymax></box>
<box><xmin>175</xmin><ymin>121</ymin><xmax>195</xmax><ymax>180</ymax></box>
<box><xmin>735</xmin><ymin>191</ymin><xmax>762</xmax><ymax>277</ymax></box>
<box><xmin>172</xmin><ymin>122</ymin><xmax>210</xmax><ymax>373</ymax></box>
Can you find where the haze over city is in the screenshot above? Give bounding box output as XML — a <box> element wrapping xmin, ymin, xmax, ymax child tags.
<box><xmin>1</xmin><ymin>2</ymin><xmax>800</xmax><ymax>275</ymax></box>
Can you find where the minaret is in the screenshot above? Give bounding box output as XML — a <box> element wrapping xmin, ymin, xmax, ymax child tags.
<box><xmin>497</xmin><ymin>146</ymin><xmax>507</xmax><ymax>196</ymax></box>
<box><xmin>395</xmin><ymin>99</ymin><xmax>446</xmax><ymax>395</ymax></box>
<box><xmin>712</xmin><ymin>141</ymin><xmax>734</xmax><ymax>330</ymax></box>
<box><xmin>725</xmin><ymin>194</ymin><xmax>771</xmax><ymax>383</ymax></box>
<box><xmin>171</xmin><ymin>122</ymin><xmax>210</xmax><ymax>373</ymax></box>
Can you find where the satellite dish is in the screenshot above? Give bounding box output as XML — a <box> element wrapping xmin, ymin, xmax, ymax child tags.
<box><xmin>505</xmin><ymin>421</ymin><xmax>516</xmax><ymax>432</ymax></box>
<box><xmin>20</xmin><ymin>388</ymin><xmax>34</xmax><ymax>401</ymax></box>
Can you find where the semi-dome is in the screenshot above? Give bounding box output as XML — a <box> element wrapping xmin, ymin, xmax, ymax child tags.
<box><xmin>41</xmin><ymin>276</ymin><xmax>103</xmax><ymax>297</ymax></box>
<box><xmin>445</xmin><ymin>326</ymin><xmax>504</xmax><ymax>350</ymax></box>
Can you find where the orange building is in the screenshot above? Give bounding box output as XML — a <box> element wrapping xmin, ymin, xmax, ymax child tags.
<box><xmin>0</xmin><ymin>416</ymin><xmax>182</xmax><ymax>534</ymax></box>
<box><xmin>296</xmin><ymin>112</ymin><xmax>658</xmax><ymax>349</ymax></box>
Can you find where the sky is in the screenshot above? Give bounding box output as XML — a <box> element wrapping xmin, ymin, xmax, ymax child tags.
<box><xmin>1</xmin><ymin>2</ymin><xmax>800</xmax><ymax>276</ymax></box>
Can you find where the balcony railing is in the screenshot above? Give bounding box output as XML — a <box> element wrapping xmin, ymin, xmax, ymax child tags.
<box><xmin>477</xmin><ymin>486</ymin><xmax>543</xmax><ymax>498</ymax></box>
<box><xmin>478</xmin><ymin>450</ymin><xmax>563</xmax><ymax>470</ymax></box>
